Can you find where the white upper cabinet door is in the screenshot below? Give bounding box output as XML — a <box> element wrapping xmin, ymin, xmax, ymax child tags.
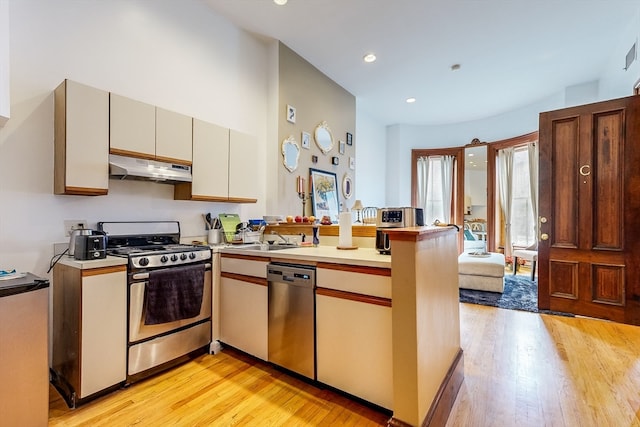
<box><xmin>155</xmin><ymin>107</ymin><xmax>192</xmax><ymax>164</ymax></box>
<box><xmin>228</xmin><ymin>130</ymin><xmax>258</xmax><ymax>202</ymax></box>
<box><xmin>191</xmin><ymin>119</ymin><xmax>229</xmax><ymax>199</ymax></box>
<box><xmin>54</xmin><ymin>80</ymin><xmax>109</xmax><ymax>195</ymax></box>
<box><xmin>109</xmin><ymin>93</ymin><xmax>155</xmax><ymax>158</ymax></box>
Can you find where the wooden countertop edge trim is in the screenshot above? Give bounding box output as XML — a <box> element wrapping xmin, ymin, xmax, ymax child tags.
<box><xmin>316</xmin><ymin>262</ymin><xmax>391</xmax><ymax>276</ymax></box>
<box><xmin>384</xmin><ymin>226</ymin><xmax>458</xmax><ymax>242</ymax></box>
<box><xmin>81</xmin><ymin>265</ymin><xmax>127</xmax><ymax>277</ymax></box>
<box><xmin>316</xmin><ymin>287</ymin><xmax>392</xmax><ymax>307</ymax></box>
<box><xmin>221</xmin><ymin>253</ymin><xmax>270</xmax><ymax>262</ymax></box>
<box><xmin>220</xmin><ymin>271</ymin><xmax>267</xmax><ymax>286</ymax></box>
<box><xmin>265</xmin><ymin>224</ymin><xmax>377</xmax><ymax>238</ymax></box>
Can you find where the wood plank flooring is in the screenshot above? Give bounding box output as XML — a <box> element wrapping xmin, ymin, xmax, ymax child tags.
<box><xmin>49</xmin><ymin>303</ymin><xmax>640</xmax><ymax>426</ymax></box>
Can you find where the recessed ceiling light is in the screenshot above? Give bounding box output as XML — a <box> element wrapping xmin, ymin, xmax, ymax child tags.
<box><xmin>451</xmin><ymin>63</ymin><xmax>461</xmax><ymax>71</ymax></box>
<box><xmin>274</xmin><ymin>0</ymin><xmax>287</xmax><ymax>5</ymax></box>
<box><xmin>406</xmin><ymin>97</ymin><xmax>416</xmax><ymax>103</ymax></box>
<box><xmin>363</xmin><ymin>53</ymin><xmax>377</xmax><ymax>63</ymax></box>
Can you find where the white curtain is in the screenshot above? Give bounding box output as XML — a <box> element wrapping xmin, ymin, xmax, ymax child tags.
<box><xmin>416</xmin><ymin>155</ymin><xmax>455</xmax><ymax>225</ymax></box>
<box><xmin>527</xmin><ymin>142</ymin><xmax>539</xmax><ymax>249</ymax></box>
<box><xmin>417</xmin><ymin>156</ymin><xmax>429</xmax><ymax>209</ymax></box>
<box><xmin>440</xmin><ymin>155</ymin><xmax>455</xmax><ymax>223</ymax></box>
<box><xmin>498</xmin><ymin>147</ymin><xmax>514</xmax><ymax>257</ymax></box>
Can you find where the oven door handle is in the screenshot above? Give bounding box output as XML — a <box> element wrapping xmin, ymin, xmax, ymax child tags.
<box><xmin>132</xmin><ymin>263</ymin><xmax>211</xmax><ymax>281</ymax></box>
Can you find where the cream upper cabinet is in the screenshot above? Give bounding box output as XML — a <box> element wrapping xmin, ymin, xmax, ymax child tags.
<box><xmin>228</xmin><ymin>130</ymin><xmax>258</xmax><ymax>202</ymax></box>
<box><xmin>190</xmin><ymin>119</ymin><xmax>229</xmax><ymax>200</ymax></box>
<box><xmin>109</xmin><ymin>93</ymin><xmax>156</xmax><ymax>158</ymax></box>
<box><xmin>155</xmin><ymin>107</ymin><xmax>192</xmax><ymax>164</ymax></box>
<box><xmin>174</xmin><ymin>123</ymin><xmax>257</xmax><ymax>203</ymax></box>
<box><xmin>54</xmin><ymin>80</ymin><xmax>109</xmax><ymax>196</ymax></box>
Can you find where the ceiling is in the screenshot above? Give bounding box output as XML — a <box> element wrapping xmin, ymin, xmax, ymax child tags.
<box><xmin>205</xmin><ymin>0</ymin><xmax>638</xmax><ymax>127</ymax></box>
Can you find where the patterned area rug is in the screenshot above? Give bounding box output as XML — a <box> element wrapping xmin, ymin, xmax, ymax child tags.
<box><xmin>459</xmin><ymin>274</ymin><xmax>574</xmax><ymax>316</ymax></box>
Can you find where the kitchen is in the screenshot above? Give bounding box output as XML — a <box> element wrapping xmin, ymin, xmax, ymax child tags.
<box><xmin>1</xmin><ymin>0</ymin><xmax>639</xmax><ymax>426</ymax></box>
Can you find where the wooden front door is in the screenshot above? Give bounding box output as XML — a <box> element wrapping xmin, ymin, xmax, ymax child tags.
<box><xmin>538</xmin><ymin>95</ymin><xmax>640</xmax><ymax>324</ymax></box>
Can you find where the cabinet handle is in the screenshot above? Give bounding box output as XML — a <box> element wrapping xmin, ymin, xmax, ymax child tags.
<box><xmin>579</xmin><ymin>164</ymin><xmax>591</xmax><ymax>176</ymax></box>
<box><xmin>540</xmin><ymin>233</ymin><xmax>549</xmax><ymax>241</ymax></box>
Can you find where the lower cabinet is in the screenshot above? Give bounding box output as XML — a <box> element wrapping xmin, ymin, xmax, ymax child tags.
<box><xmin>315</xmin><ymin>265</ymin><xmax>393</xmax><ymax>410</ymax></box>
<box><xmin>219</xmin><ymin>255</ymin><xmax>268</xmax><ymax>360</ymax></box>
<box><xmin>52</xmin><ymin>263</ymin><xmax>127</xmax><ymax>404</ymax></box>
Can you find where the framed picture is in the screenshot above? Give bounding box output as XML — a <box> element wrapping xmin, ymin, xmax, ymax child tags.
<box><xmin>301</xmin><ymin>131</ymin><xmax>311</xmax><ymax>149</ymax></box>
<box><xmin>309</xmin><ymin>168</ymin><xmax>340</xmax><ymax>222</ymax></box>
<box><xmin>346</xmin><ymin>132</ymin><xmax>353</xmax><ymax>145</ymax></box>
<box><xmin>349</xmin><ymin>156</ymin><xmax>355</xmax><ymax>170</ymax></box>
<box><xmin>339</xmin><ymin>140</ymin><xmax>345</xmax><ymax>154</ymax></box>
<box><xmin>312</xmin><ymin>155</ymin><xmax>318</xmax><ymax>163</ymax></box>
<box><xmin>332</xmin><ymin>156</ymin><xmax>339</xmax><ymax>165</ymax></box>
<box><xmin>286</xmin><ymin>105</ymin><xmax>296</xmax><ymax>123</ymax></box>
<box><xmin>342</xmin><ymin>174</ymin><xmax>353</xmax><ymax>199</ymax></box>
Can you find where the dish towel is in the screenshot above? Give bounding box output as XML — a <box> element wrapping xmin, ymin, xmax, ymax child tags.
<box><xmin>144</xmin><ymin>264</ymin><xmax>205</xmax><ymax>325</ymax></box>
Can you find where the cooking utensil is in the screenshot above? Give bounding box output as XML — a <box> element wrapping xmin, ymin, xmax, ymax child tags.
<box><xmin>206</xmin><ymin>213</ymin><xmax>213</xmax><ymax>229</ymax></box>
<box><xmin>202</xmin><ymin>214</ymin><xmax>211</xmax><ymax>230</ymax></box>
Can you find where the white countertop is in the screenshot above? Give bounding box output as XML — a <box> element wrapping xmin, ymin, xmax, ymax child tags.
<box><xmin>219</xmin><ymin>245</ymin><xmax>391</xmax><ymax>268</ymax></box>
<box><xmin>58</xmin><ymin>255</ymin><xmax>128</xmax><ymax>270</ymax></box>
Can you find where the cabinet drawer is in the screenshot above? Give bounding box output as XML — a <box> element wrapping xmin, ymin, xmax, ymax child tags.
<box><xmin>317</xmin><ymin>266</ymin><xmax>391</xmax><ymax>299</ymax></box>
<box><xmin>221</xmin><ymin>255</ymin><xmax>268</xmax><ymax>278</ymax></box>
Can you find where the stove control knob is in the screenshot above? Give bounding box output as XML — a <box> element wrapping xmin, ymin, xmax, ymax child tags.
<box><xmin>180</xmin><ymin>253</ymin><xmax>187</xmax><ymax>261</ymax></box>
<box><xmin>189</xmin><ymin>252</ymin><xmax>196</xmax><ymax>259</ymax></box>
<box><xmin>171</xmin><ymin>254</ymin><xmax>178</xmax><ymax>262</ymax></box>
<box><xmin>160</xmin><ymin>255</ymin><xmax>168</xmax><ymax>263</ymax></box>
<box><xmin>139</xmin><ymin>257</ymin><xmax>150</xmax><ymax>266</ymax></box>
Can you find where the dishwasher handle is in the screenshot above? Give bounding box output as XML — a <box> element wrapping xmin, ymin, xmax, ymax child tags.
<box><xmin>267</xmin><ymin>264</ymin><xmax>316</xmax><ymax>288</ymax></box>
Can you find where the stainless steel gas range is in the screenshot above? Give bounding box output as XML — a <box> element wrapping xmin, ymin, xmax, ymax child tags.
<box><xmin>98</xmin><ymin>221</ymin><xmax>212</xmax><ymax>384</ymax></box>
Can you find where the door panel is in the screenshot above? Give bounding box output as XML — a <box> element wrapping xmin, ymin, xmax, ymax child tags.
<box><xmin>551</xmin><ymin>118</ymin><xmax>579</xmax><ymax>249</ymax></box>
<box><xmin>539</xmin><ymin>95</ymin><xmax>640</xmax><ymax>324</ymax></box>
<box><xmin>593</xmin><ymin>111</ymin><xmax>624</xmax><ymax>250</ymax></box>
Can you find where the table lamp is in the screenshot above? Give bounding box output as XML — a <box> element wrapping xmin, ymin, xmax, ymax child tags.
<box><xmin>352</xmin><ymin>199</ymin><xmax>364</xmax><ymax>223</ymax></box>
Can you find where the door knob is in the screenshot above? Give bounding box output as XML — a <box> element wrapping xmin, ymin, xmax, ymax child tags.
<box><xmin>540</xmin><ymin>233</ymin><xmax>549</xmax><ymax>241</ymax></box>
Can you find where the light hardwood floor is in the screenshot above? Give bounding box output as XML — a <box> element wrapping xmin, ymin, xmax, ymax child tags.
<box><xmin>49</xmin><ymin>303</ymin><xmax>640</xmax><ymax>426</ymax></box>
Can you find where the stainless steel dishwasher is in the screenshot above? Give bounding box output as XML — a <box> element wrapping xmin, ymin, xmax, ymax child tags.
<box><xmin>267</xmin><ymin>263</ymin><xmax>316</xmax><ymax>379</ymax></box>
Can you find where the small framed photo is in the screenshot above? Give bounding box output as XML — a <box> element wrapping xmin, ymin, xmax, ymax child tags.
<box><xmin>349</xmin><ymin>156</ymin><xmax>355</xmax><ymax>170</ymax></box>
<box><xmin>301</xmin><ymin>131</ymin><xmax>311</xmax><ymax>149</ymax></box>
<box><xmin>312</xmin><ymin>155</ymin><xmax>318</xmax><ymax>164</ymax></box>
<box><xmin>332</xmin><ymin>156</ymin><xmax>339</xmax><ymax>165</ymax></box>
<box><xmin>286</xmin><ymin>105</ymin><xmax>296</xmax><ymax>123</ymax></box>
<box><xmin>339</xmin><ymin>140</ymin><xmax>345</xmax><ymax>155</ymax></box>
<box><xmin>346</xmin><ymin>132</ymin><xmax>353</xmax><ymax>145</ymax></box>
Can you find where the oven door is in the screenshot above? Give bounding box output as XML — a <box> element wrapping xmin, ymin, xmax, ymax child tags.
<box><xmin>129</xmin><ymin>264</ymin><xmax>212</xmax><ymax>343</ymax></box>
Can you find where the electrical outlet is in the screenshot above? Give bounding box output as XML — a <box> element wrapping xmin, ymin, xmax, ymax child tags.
<box><xmin>64</xmin><ymin>220</ymin><xmax>88</xmax><ymax>237</ymax></box>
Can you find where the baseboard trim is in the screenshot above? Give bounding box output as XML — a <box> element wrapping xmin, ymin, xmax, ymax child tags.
<box><xmin>387</xmin><ymin>349</ymin><xmax>465</xmax><ymax>427</ymax></box>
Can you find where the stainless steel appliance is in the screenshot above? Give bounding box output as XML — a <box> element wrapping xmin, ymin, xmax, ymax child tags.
<box><xmin>376</xmin><ymin>207</ymin><xmax>424</xmax><ymax>254</ymax></box>
<box><xmin>98</xmin><ymin>221</ymin><xmax>212</xmax><ymax>384</ymax></box>
<box><xmin>376</xmin><ymin>207</ymin><xmax>424</xmax><ymax>228</ymax></box>
<box><xmin>267</xmin><ymin>263</ymin><xmax>316</xmax><ymax>379</ymax></box>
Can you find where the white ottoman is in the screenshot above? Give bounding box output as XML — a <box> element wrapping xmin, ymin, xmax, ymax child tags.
<box><xmin>458</xmin><ymin>252</ymin><xmax>505</xmax><ymax>293</ymax></box>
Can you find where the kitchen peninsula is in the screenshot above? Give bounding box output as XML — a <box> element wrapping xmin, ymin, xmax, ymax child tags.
<box><xmin>219</xmin><ymin>225</ymin><xmax>461</xmax><ymax>426</ymax></box>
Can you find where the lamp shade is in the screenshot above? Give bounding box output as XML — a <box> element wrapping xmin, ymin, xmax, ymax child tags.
<box><xmin>352</xmin><ymin>199</ymin><xmax>364</xmax><ymax>211</ymax></box>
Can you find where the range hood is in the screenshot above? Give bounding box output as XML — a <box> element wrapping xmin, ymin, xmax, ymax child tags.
<box><xmin>109</xmin><ymin>154</ymin><xmax>192</xmax><ymax>183</ymax></box>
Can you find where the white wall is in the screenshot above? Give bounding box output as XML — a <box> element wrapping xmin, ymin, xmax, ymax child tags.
<box><xmin>0</xmin><ymin>0</ymin><xmax>270</xmax><ymax>277</ymax></box>
<box><xmin>380</xmin><ymin>0</ymin><xmax>640</xmax><ymax>209</ymax></box>
<box><xmin>355</xmin><ymin>107</ymin><xmax>386</xmax><ymax>208</ymax></box>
